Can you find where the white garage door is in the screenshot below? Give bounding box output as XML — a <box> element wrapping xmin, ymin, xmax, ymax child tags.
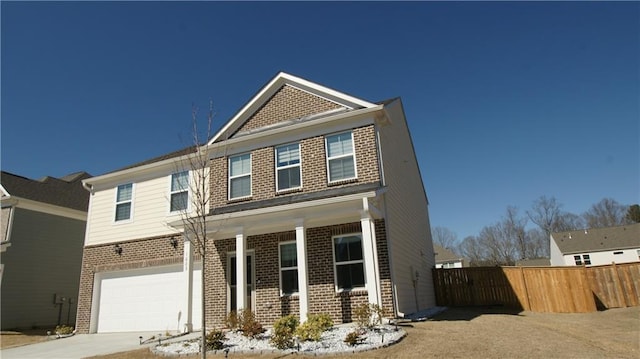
<box><xmin>95</xmin><ymin>264</ymin><xmax>202</xmax><ymax>333</ymax></box>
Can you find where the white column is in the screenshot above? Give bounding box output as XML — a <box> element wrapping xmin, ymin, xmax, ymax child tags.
<box><xmin>295</xmin><ymin>222</ymin><xmax>309</xmax><ymax>323</ymax></box>
<box><xmin>182</xmin><ymin>234</ymin><xmax>194</xmax><ymax>333</ymax></box>
<box><xmin>236</xmin><ymin>230</ymin><xmax>246</xmax><ymax>311</ymax></box>
<box><xmin>361</xmin><ymin>215</ymin><xmax>381</xmax><ymax>307</ymax></box>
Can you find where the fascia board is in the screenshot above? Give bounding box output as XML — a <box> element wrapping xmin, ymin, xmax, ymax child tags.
<box><xmin>208</xmin><ymin>72</ymin><xmax>378</xmax><ymax>144</ymax></box>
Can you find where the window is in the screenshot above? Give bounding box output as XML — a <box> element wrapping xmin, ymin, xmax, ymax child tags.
<box><xmin>170</xmin><ymin>171</ymin><xmax>189</xmax><ymax>212</ymax></box>
<box><xmin>115</xmin><ymin>183</ymin><xmax>133</xmax><ymax>221</ymax></box>
<box><xmin>574</xmin><ymin>254</ymin><xmax>591</xmax><ymax>266</ymax></box>
<box><xmin>333</xmin><ymin>234</ymin><xmax>365</xmax><ymax>290</ymax></box>
<box><xmin>325</xmin><ymin>131</ymin><xmax>356</xmax><ymax>182</ymax></box>
<box><xmin>613</xmin><ymin>251</ymin><xmax>623</xmax><ymax>255</ymax></box>
<box><xmin>276</xmin><ymin>143</ymin><xmax>301</xmax><ymax>191</ymax></box>
<box><xmin>279</xmin><ymin>242</ymin><xmax>298</xmax><ymax>295</ymax></box>
<box><xmin>229</xmin><ymin>153</ymin><xmax>251</xmax><ymax>199</ymax></box>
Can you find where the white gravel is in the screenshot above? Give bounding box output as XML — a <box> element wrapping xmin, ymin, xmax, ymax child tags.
<box><xmin>153</xmin><ymin>324</ymin><xmax>406</xmax><ymax>356</ymax></box>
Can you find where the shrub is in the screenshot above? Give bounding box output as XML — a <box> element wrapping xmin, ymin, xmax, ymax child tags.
<box><xmin>55</xmin><ymin>325</ymin><xmax>74</xmax><ymax>335</ymax></box>
<box><xmin>226</xmin><ymin>311</ymin><xmax>238</xmax><ymax>330</ymax></box>
<box><xmin>344</xmin><ymin>330</ymin><xmax>365</xmax><ymax>346</ymax></box>
<box><xmin>354</xmin><ymin>303</ymin><xmax>386</xmax><ymax>329</ymax></box>
<box><xmin>295</xmin><ymin>313</ymin><xmax>334</xmax><ymax>342</ymax></box>
<box><xmin>270</xmin><ymin>314</ymin><xmax>299</xmax><ymax>349</ymax></box>
<box><xmin>205</xmin><ymin>329</ymin><xmax>226</xmax><ymax>350</ymax></box>
<box><xmin>239</xmin><ymin>308</ymin><xmax>264</xmax><ymax>338</ymax></box>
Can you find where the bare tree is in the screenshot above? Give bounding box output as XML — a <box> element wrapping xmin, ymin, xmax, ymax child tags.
<box><xmin>583</xmin><ymin>198</ymin><xmax>628</xmax><ymax>228</ymax></box>
<box><xmin>457</xmin><ymin>235</ymin><xmax>485</xmax><ymax>266</ymax></box>
<box><xmin>527</xmin><ymin>196</ymin><xmax>562</xmax><ymax>239</ymax></box>
<box><xmin>526</xmin><ymin>228</ymin><xmax>549</xmax><ymax>258</ymax></box>
<box><xmin>503</xmin><ymin>206</ymin><xmax>528</xmax><ymax>260</ymax></box>
<box><xmin>431</xmin><ymin>226</ymin><xmax>459</xmax><ymax>251</ymax></box>
<box><xmin>626</xmin><ymin>204</ymin><xmax>640</xmax><ymax>223</ymax></box>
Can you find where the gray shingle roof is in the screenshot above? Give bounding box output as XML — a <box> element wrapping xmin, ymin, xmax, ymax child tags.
<box><xmin>1</xmin><ymin>171</ymin><xmax>91</xmax><ymax>212</ymax></box>
<box><xmin>433</xmin><ymin>244</ymin><xmax>463</xmax><ymax>263</ymax></box>
<box><xmin>551</xmin><ymin>223</ymin><xmax>640</xmax><ymax>254</ymax></box>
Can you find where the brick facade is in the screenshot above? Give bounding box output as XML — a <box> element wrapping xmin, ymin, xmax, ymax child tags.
<box><xmin>210</xmin><ymin>125</ymin><xmax>381</xmax><ymax>209</ymax></box>
<box><xmin>233</xmin><ymin>85</ymin><xmax>343</xmax><ymax>134</ymax></box>
<box><xmin>77</xmin><ymin>220</ymin><xmax>393</xmax><ymax>333</ymax></box>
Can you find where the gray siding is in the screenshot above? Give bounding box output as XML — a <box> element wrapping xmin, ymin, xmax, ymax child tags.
<box><xmin>378</xmin><ymin>100</ymin><xmax>436</xmax><ymax>315</ymax></box>
<box><xmin>0</xmin><ymin>208</ymin><xmax>86</xmax><ymax>329</ymax></box>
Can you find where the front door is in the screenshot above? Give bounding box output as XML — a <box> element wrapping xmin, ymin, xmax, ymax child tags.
<box><xmin>228</xmin><ymin>253</ymin><xmax>255</xmax><ymax>312</ymax></box>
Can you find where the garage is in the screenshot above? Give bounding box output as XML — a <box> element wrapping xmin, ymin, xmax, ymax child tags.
<box><xmin>93</xmin><ymin>264</ymin><xmax>202</xmax><ymax>333</ymax></box>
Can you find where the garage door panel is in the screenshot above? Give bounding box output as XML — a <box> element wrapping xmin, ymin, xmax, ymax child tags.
<box><xmin>96</xmin><ymin>264</ymin><xmax>201</xmax><ymax>333</ymax></box>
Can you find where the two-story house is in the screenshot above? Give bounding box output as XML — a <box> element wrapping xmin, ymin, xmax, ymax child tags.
<box><xmin>1</xmin><ymin>171</ymin><xmax>90</xmax><ymax>330</ymax></box>
<box><xmin>75</xmin><ymin>72</ymin><xmax>435</xmax><ymax>334</ymax></box>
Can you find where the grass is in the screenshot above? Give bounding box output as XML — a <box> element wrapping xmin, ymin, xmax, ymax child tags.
<box><xmin>0</xmin><ymin>330</ymin><xmax>49</xmax><ymax>349</ymax></box>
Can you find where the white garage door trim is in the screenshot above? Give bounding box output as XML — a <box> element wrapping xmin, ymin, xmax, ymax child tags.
<box><xmin>90</xmin><ymin>263</ymin><xmax>202</xmax><ymax>333</ymax></box>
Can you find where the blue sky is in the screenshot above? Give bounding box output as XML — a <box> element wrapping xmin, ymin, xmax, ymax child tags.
<box><xmin>2</xmin><ymin>2</ymin><xmax>638</xmax><ymax>240</ymax></box>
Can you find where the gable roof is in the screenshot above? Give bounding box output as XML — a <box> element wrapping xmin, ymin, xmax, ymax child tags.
<box><xmin>1</xmin><ymin>171</ymin><xmax>91</xmax><ymax>211</ymax></box>
<box><xmin>433</xmin><ymin>244</ymin><xmax>464</xmax><ymax>263</ymax></box>
<box><xmin>208</xmin><ymin>72</ymin><xmax>378</xmax><ymax>144</ymax></box>
<box><xmin>551</xmin><ymin>223</ymin><xmax>640</xmax><ymax>254</ymax></box>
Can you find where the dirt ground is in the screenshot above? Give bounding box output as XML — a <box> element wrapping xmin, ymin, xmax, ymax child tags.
<box><xmin>0</xmin><ymin>329</ymin><xmax>49</xmax><ymax>349</ymax></box>
<box><xmin>85</xmin><ymin>306</ymin><xmax>639</xmax><ymax>359</ymax></box>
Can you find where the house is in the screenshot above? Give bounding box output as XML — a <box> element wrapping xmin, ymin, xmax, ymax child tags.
<box><xmin>75</xmin><ymin>72</ymin><xmax>436</xmax><ymax>334</ymax></box>
<box><xmin>515</xmin><ymin>258</ymin><xmax>550</xmax><ymax>267</ymax></box>
<box><xmin>550</xmin><ymin>223</ymin><xmax>640</xmax><ymax>266</ymax></box>
<box><xmin>433</xmin><ymin>244</ymin><xmax>464</xmax><ymax>268</ymax></box>
<box><xmin>1</xmin><ymin>171</ymin><xmax>90</xmax><ymax>330</ymax></box>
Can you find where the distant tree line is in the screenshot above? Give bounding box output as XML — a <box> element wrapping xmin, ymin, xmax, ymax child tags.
<box><xmin>432</xmin><ymin>197</ymin><xmax>640</xmax><ymax>267</ymax></box>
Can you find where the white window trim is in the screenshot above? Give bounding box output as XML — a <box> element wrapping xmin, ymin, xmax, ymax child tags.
<box><xmin>279</xmin><ymin>241</ymin><xmax>299</xmax><ymax>296</ymax></box>
<box><xmin>169</xmin><ymin>171</ymin><xmax>190</xmax><ymax>214</ymax></box>
<box><xmin>113</xmin><ymin>183</ymin><xmax>134</xmax><ymax>224</ymax></box>
<box><xmin>325</xmin><ymin>131</ymin><xmax>358</xmax><ymax>184</ymax></box>
<box><xmin>331</xmin><ymin>233</ymin><xmax>366</xmax><ymax>292</ymax></box>
<box><xmin>275</xmin><ymin>143</ymin><xmax>302</xmax><ymax>193</ymax></box>
<box><xmin>228</xmin><ymin>153</ymin><xmax>252</xmax><ymax>200</ymax></box>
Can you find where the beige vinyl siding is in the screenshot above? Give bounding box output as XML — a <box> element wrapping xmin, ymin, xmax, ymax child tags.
<box><xmin>0</xmin><ymin>208</ymin><xmax>86</xmax><ymax>329</ymax></box>
<box><xmin>85</xmin><ymin>168</ymin><xmax>206</xmax><ymax>246</ymax></box>
<box><xmin>378</xmin><ymin>100</ymin><xmax>436</xmax><ymax>315</ymax></box>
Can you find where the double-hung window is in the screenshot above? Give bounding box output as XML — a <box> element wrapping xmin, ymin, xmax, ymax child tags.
<box><xmin>333</xmin><ymin>234</ymin><xmax>365</xmax><ymax>290</ymax></box>
<box><xmin>325</xmin><ymin>131</ymin><xmax>356</xmax><ymax>183</ymax></box>
<box><xmin>170</xmin><ymin>171</ymin><xmax>189</xmax><ymax>212</ymax></box>
<box><xmin>573</xmin><ymin>254</ymin><xmax>592</xmax><ymax>266</ymax></box>
<box><xmin>276</xmin><ymin>143</ymin><xmax>301</xmax><ymax>191</ymax></box>
<box><xmin>115</xmin><ymin>183</ymin><xmax>133</xmax><ymax>222</ymax></box>
<box><xmin>229</xmin><ymin>153</ymin><xmax>251</xmax><ymax>199</ymax></box>
<box><xmin>279</xmin><ymin>242</ymin><xmax>298</xmax><ymax>295</ymax></box>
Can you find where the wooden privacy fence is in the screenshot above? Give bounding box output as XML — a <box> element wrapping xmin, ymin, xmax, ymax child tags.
<box><xmin>432</xmin><ymin>262</ymin><xmax>640</xmax><ymax>313</ymax></box>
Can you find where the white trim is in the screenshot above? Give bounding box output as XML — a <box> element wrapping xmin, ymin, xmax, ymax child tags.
<box><xmin>169</xmin><ymin>171</ymin><xmax>190</xmax><ymax>214</ymax></box>
<box><xmin>227</xmin><ymin>249</ymin><xmax>256</xmax><ymax>313</ymax></box>
<box><xmin>1</xmin><ymin>196</ymin><xmax>86</xmax><ymax>221</ymax></box>
<box><xmin>325</xmin><ymin>130</ymin><xmax>358</xmax><ymax>183</ymax></box>
<box><xmin>113</xmin><ymin>183</ymin><xmax>134</xmax><ymax>224</ymax></box>
<box><xmin>228</xmin><ymin>153</ymin><xmax>252</xmax><ymax>200</ymax></box>
<box><xmin>295</xmin><ymin>223</ymin><xmax>309</xmax><ymax>323</ymax></box>
<box><xmin>332</xmin><ymin>233</ymin><xmax>366</xmax><ymax>292</ymax></box>
<box><xmin>278</xmin><ymin>241</ymin><xmax>299</xmax><ymax>296</ymax></box>
<box><xmin>275</xmin><ymin>142</ymin><xmax>302</xmax><ymax>193</ymax></box>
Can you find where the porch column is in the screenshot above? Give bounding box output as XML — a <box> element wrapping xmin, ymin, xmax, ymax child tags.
<box><xmin>361</xmin><ymin>215</ymin><xmax>381</xmax><ymax>307</ymax></box>
<box><xmin>236</xmin><ymin>229</ymin><xmax>247</xmax><ymax>311</ymax></box>
<box><xmin>182</xmin><ymin>233</ymin><xmax>194</xmax><ymax>333</ymax></box>
<box><xmin>295</xmin><ymin>222</ymin><xmax>309</xmax><ymax>323</ymax></box>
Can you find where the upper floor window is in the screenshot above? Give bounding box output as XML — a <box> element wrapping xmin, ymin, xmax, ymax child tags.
<box><xmin>229</xmin><ymin>153</ymin><xmax>251</xmax><ymax>199</ymax></box>
<box><xmin>325</xmin><ymin>131</ymin><xmax>356</xmax><ymax>183</ymax></box>
<box><xmin>276</xmin><ymin>143</ymin><xmax>301</xmax><ymax>192</ymax></box>
<box><xmin>170</xmin><ymin>171</ymin><xmax>189</xmax><ymax>212</ymax></box>
<box><xmin>333</xmin><ymin>234</ymin><xmax>365</xmax><ymax>290</ymax></box>
<box><xmin>279</xmin><ymin>242</ymin><xmax>298</xmax><ymax>295</ymax></box>
<box><xmin>573</xmin><ymin>254</ymin><xmax>592</xmax><ymax>266</ymax></box>
<box><xmin>115</xmin><ymin>183</ymin><xmax>133</xmax><ymax>222</ymax></box>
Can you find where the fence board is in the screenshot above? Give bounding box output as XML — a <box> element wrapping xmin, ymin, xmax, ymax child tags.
<box><xmin>432</xmin><ymin>262</ymin><xmax>639</xmax><ymax>313</ymax></box>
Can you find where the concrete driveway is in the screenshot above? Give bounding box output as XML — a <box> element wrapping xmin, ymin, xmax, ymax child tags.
<box><xmin>1</xmin><ymin>331</ymin><xmax>201</xmax><ymax>359</ymax></box>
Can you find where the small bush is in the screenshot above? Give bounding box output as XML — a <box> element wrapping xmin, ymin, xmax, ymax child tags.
<box><xmin>295</xmin><ymin>313</ymin><xmax>334</xmax><ymax>342</ymax></box>
<box><xmin>55</xmin><ymin>325</ymin><xmax>74</xmax><ymax>335</ymax></box>
<box><xmin>239</xmin><ymin>308</ymin><xmax>264</xmax><ymax>338</ymax></box>
<box><xmin>270</xmin><ymin>314</ymin><xmax>299</xmax><ymax>349</ymax></box>
<box><xmin>226</xmin><ymin>311</ymin><xmax>238</xmax><ymax>330</ymax></box>
<box><xmin>205</xmin><ymin>329</ymin><xmax>226</xmax><ymax>350</ymax></box>
<box><xmin>344</xmin><ymin>330</ymin><xmax>364</xmax><ymax>346</ymax></box>
<box><xmin>354</xmin><ymin>303</ymin><xmax>386</xmax><ymax>329</ymax></box>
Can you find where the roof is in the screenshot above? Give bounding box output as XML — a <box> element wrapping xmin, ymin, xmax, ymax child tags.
<box><xmin>551</xmin><ymin>223</ymin><xmax>640</xmax><ymax>254</ymax></box>
<box><xmin>516</xmin><ymin>258</ymin><xmax>551</xmax><ymax>267</ymax></box>
<box><xmin>107</xmin><ymin>145</ymin><xmax>198</xmax><ymax>174</ymax></box>
<box><xmin>1</xmin><ymin>171</ymin><xmax>91</xmax><ymax>211</ymax></box>
<box><xmin>433</xmin><ymin>244</ymin><xmax>463</xmax><ymax>263</ymax></box>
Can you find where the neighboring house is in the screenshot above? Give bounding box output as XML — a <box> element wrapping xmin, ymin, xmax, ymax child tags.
<box><xmin>550</xmin><ymin>223</ymin><xmax>640</xmax><ymax>267</ymax></box>
<box><xmin>433</xmin><ymin>244</ymin><xmax>464</xmax><ymax>268</ymax></box>
<box><xmin>1</xmin><ymin>171</ymin><xmax>90</xmax><ymax>330</ymax></box>
<box><xmin>515</xmin><ymin>258</ymin><xmax>550</xmax><ymax>267</ymax></box>
<box><xmin>76</xmin><ymin>72</ymin><xmax>436</xmax><ymax>334</ymax></box>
